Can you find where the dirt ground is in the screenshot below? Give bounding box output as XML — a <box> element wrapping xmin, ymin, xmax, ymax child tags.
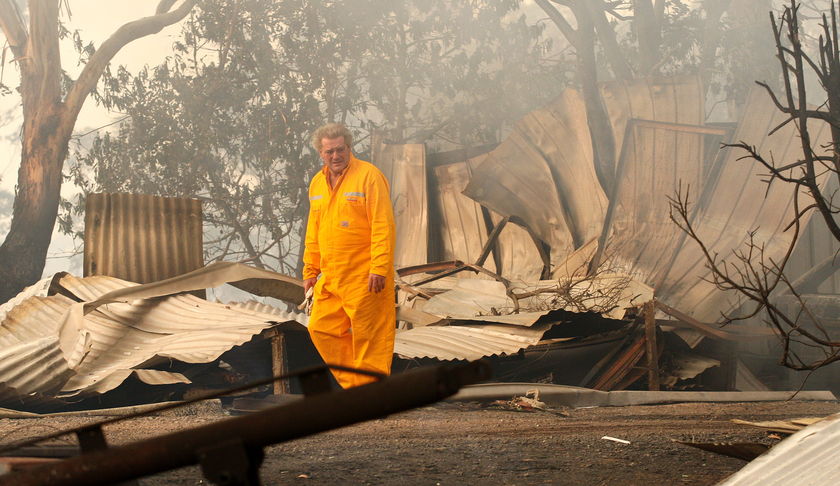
<box><xmin>0</xmin><ymin>399</ymin><xmax>838</xmax><ymax>485</ymax></box>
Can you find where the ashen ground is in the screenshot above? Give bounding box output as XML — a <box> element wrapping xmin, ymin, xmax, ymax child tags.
<box><xmin>0</xmin><ymin>400</ymin><xmax>837</xmax><ymax>485</ymax></box>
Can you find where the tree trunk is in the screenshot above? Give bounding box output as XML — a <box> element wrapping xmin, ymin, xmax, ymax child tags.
<box><xmin>574</xmin><ymin>4</ymin><xmax>618</xmax><ymax>196</ymax></box>
<box><xmin>633</xmin><ymin>0</ymin><xmax>663</xmax><ymax>75</ymax></box>
<box><xmin>0</xmin><ymin>106</ymin><xmax>72</xmax><ymax>301</ymax></box>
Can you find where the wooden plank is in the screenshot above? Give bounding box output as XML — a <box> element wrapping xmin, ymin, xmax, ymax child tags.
<box><xmin>265</xmin><ymin>328</ymin><xmax>290</xmax><ymax>395</ymax></box>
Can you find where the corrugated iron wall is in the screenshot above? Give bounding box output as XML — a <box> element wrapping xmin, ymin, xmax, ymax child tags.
<box><xmin>84</xmin><ymin>193</ymin><xmax>203</xmax><ymax>283</ymax></box>
<box><xmin>371</xmin><ymin>135</ymin><xmax>428</xmax><ymax>268</ymax></box>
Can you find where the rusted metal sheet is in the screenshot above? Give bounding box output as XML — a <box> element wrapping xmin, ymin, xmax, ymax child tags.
<box><xmin>464</xmin><ymin>89</ymin><xmax>608</xmax><ymax>257</ymax></box>
<box><xmin>370</xmin><ymin>137</ymin><xmax>428</xmax><ymax>268</ymax></box>
<box><xmin>430</xmin><ymin>161</ymin><xmax>496</xmax><ymax>272</ymax></box>
<box><xmin>590</xmin><ymin>334</ymin><xmax>646</xmax><ymax>390</ymax></box>
<box><xmin>397</xmin><ymin>260</ymin><xmax>464</xmax><ymax>278</ymax></box>
<box><xmin>593</xmin><ymin>120</ymin><xmax>726</xmax><ymax>288</ymax></box>
<box><xmin>84</xmin><ymin>193</ymin><xmax>203</xmax><ymax>284</ymax></box>
<box><xmin>658</xmin><ymin>88</ymin><xmax>832</xmax><ymax>323</ymax></box>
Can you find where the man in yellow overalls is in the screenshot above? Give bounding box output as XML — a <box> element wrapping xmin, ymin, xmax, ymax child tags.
<box><xmin>302</xmin><ymin>122</ymin><xmax>396</xmax><ymax>388</ymax></box>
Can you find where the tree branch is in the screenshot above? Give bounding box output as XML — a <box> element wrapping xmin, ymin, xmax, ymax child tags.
<box><xmin>28</xmin><ymin>0</ymin><xmax>62</xmax><ymax>105</ymax></box>
<box><xmin>534</xmin><ymin>0</ymin><xmax>579</xmax><ymax>47</ymax></box>
<box><xmin>582</xmin><ymin>1</ymin><xmax>633</xmax><ymax>79</ymax></box>
<box><xmin>63</xmin><ymin>0</ymin><xmax>197</xmax><ymax>122</ymax></box>
<box><xmin>0</xmin><ymin>0</ymin><xmax>28</xmax><ymax>60</ymax></box>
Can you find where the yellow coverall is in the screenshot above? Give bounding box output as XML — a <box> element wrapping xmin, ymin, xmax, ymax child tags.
<box><xmin>303</xmin><ymin>155</ymin><xmax>396</xmax><ymax>388</ymax></box>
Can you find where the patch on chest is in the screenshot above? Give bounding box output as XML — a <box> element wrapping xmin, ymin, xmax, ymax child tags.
<box><xmin>340</xmin><ymin>220</ymin><xmax>350</xmax><ymax>227</ymax></box>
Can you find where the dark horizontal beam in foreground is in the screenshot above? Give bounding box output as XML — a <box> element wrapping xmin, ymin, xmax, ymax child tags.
<box><xmin>1</xmin><ymin>361</ymin><xmax>489</xmax><ymax>486</ymax></box>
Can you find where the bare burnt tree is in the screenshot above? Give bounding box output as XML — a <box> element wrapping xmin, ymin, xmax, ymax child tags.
<box><xmin>670</xmin><ymin>0</ymin><xmax>840</xmax><ymax>371</ymax></box>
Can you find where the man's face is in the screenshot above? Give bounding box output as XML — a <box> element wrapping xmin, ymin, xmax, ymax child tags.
<box><xmin>319</xmin><ymin>136</ymin><xmax>350</xmax><ymax>177</ymax></box>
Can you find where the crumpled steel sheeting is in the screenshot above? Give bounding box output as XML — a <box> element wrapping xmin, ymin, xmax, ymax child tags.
<box><xmin>394</xmin><ymin>323</ymin><xmax>550</xmax><ymax>361</ymax></box>
<box><xmin>0</xmin><ymin>268</ymin><xmax>304</xmax><ymax>407</ymax></box>
<box><xmin>658</xmin><ymin>88</ymin><xmax>832</xmax><ymax>323</ymax></box>
<box><xmin>421</xmin><ymin>279</ymin><xmax>515</xmax><ymax>319</ymax></box>
<box><xmin>0</xmin><ymin>336</ymin><xmax>71</xmax><ymax>397</ymax></box>
<box><xmin>0</xmin><ymin>276</ymin><xmax>56</xmax><ymax>336</ymax></box>
<box><xmin>431</xmin><ymin>161</ymin><xmax>496</xmax><ymax>273</ymax></box>
<box><xmin>77</xmin><ymin>369</ymin><xmax>191</xmax><ymax>396</ymax></box>
<box><xmin>464</xmin><ymin>89</ymin><xmax>606</xmax><ymax>257</ymax></box>
<box><xmin>595</xmin><ymin>120</ymin><xmax>716</xmax><ymax>289</ymax></box>
<box><xmin>600</xmin><ymin>76</ymin><xmax>705</xmax><ymax>173</ymax></box>
<box><xmin>54</xmin><ymin>276</ymin><xmax>286</xmax><ymax>395</ymax></box>
<box><xmin>226</xmin><ymin>300</ymin><xmax>309</xmax><ymax>327</ymax></box>
<box><xmin>719</xmin><ymin>412</ymin><xmax>840</xmax><ymax>486</ymax></box>
<box><xmin>417</xmin><ymin>274</ymin><xmax>652</xmax><ymax>323</ymax></box>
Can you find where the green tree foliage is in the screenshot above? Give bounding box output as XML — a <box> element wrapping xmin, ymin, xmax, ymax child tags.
<box><xmin>66</xmin><ymin>0</ymin><xmax>558</xmax><ymax>273</ymax></box>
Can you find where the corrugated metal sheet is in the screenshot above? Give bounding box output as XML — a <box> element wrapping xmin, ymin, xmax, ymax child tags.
<box><xmin>394</xmin><ymin>323</ymin><xmax>551</xmax><ymax>361</ymax></box>
<box><xmin>465</xmin><ymin>153</ymin><xmax>545</xmax><ymax>283</ymax></box>
<box><xmin>0</xmin><ymin>275</ymin><xmax>54</xmax><ymax>328</ymax></box>
<box><xmin>420</xmin><ymin>275</ymin><xmax>652</xmax><ymax>322</ymax></box>
<box><xmin>431</xmin><ymin>161</ymin><xmax>496</xmax><ymax>272</ymax></box>
<box><xmin>421</xmin><ymin>279</ymin><xmax>514</xmax><ymax>318</ymax></box>
<box><xmin>595</xmin><ymin>120</ymin><xmax>725</xmax><ymax>288</ymax></box>
<box><xmin>226</xmin><ymin>300</ymin><xmax>309</xmax><ymax>327</ymax></box>
<box><xmin>658</xmin><ymin>88</ymin><xmax>832</xmax><ymax>322</ymax></box>
<box><xmin>464</xmin><ymin>89</ymin><xmax>607</xmax><ymax>257</ymax></box>
<box><xmin>719</xmin><ymin>412</ymin><xmax>840</xmax><ymax>486</ymax></box>
<box><xmin>490</xmin><ymin>212</ymin><xmax>546</xmax><ymax>283</ymax></box>
<box><xmin>371</xmin><ymin>137</ymin><xmax>428</xmax><ymax>268</ymax></box>
<box><xmin>0</xmin><ymin>267</ymin><xmax>306</xmax><ymax>408</ymax></box>
<box><xmin>600</xmin><ymin>76</ymin><xmax>705</xmax><ymax>173</ymax></box>
<box><xmin>54</xmin><ymin>273</ymin><xmax>289</xmax><ymax>394</ymax></box>
<box><xmin>84</xmin><ymin>193</ymin><xmax>203</xmax><ymax>284</ymax></box>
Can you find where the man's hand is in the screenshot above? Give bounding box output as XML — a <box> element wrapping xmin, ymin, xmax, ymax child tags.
<box><xmin>303</xmin><ymin>277</ymin><xmax>317</xmax><ymax>294</ymax></box>
<box><xmin>368</xmin><ymin>273</ymin><xmax>385</xmax><ymax>293</ymax></box>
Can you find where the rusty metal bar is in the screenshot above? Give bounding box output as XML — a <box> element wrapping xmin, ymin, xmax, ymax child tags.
<box><xmin>474</xmin><ymin>216</ymin><xmax>508</xmax><ymax>267</ymax></box>
<box><xmin>396</xmin><ymin>260</ymin><xmax>464</xmax><ymax>278</ymax></box>
<box><xmin>0</xmin><ymin>361</ymin><xmax>490</xmax><ymax>486</ymax></box>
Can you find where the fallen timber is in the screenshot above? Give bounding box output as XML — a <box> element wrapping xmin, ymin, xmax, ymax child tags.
<box><xmin>0</xmin><ymin>361</ymin><xmax>490</xmax><ymax>486</ymax></box>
